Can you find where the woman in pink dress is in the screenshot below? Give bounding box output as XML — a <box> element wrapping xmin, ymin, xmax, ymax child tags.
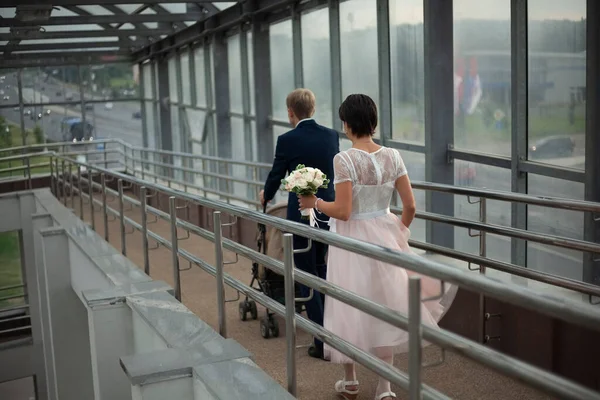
<box><xmin>299</xmin><ymin>94</ymin><xmax>456</xmax><ymax>400</ymax></box>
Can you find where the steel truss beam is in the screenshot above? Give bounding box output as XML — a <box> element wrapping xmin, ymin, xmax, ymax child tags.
<box><xmin>0</xmin><ymin>41</ymin><xmax>128</xmax><ymax>52</ymax></box>
<box><xmin>0</xmin><ymin>29</ymin><xmax>172</xmax><ymax>41</ymax></box>
<box><xmin>0</xmin><ymin>54</ymin><xmax>132</xmax><ymax>68</ymax></box>
<box><xmin>0</xmin><ymin>14</ymin><xmax>204</xmax><ymax>27</ymax></box>
<box><xmin>1</xmin><ymin>0</ymin><xmax>236</xmax><ymax>5</ymax></box>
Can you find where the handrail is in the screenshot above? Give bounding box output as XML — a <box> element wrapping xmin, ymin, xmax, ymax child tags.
<box><xmin>54</xmin><ymin>155</ymin><xmax>600</xmax><ymax>331</ymax></box>
<box><xmin>3</xmin><ymin>138</ymin><xmax>598</xmax><ymax>213</ymax></box>
<box><xmin>56</xmin><ymin>159</ymin><xmax>600</xmax><ymax>400</ymax></box>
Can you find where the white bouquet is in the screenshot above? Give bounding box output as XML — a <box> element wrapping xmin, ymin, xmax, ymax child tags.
<box><xmin>281</xmin><ymin>164</ymin><xmax>330</xmax><ymax>219</ymax></box>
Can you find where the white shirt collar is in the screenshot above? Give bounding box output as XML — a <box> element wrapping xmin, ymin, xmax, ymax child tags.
<box><xmin>296</xmin><ymin>117</ymin><xmax>314</xmax><ymax>127</ymax></box>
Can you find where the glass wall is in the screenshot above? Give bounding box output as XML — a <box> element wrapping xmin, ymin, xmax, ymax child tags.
<box><xmin>270</xmin><ymin>20</ymin><xmax>294</xmax><ymax>126</ymax></box>
<box><xmin>301</xmin><ymin>8</ymin><xmax>333</xmax><ymax>128</ymax></box>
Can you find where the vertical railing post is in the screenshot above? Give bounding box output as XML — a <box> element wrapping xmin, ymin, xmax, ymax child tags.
<box><xmin>103</xmin><ymin>147</ymin><xmax>108</xmax><ymax>169</ymax></box>
<box><xmin>101</xmin><ymin>174</ymin><xmax>109</xmax><ymax>242</ymax></box>
<box><xmin>50</xmin><ymin>157</ymin><xmax>55</xmax><ymax>196</ymax></box>
<box><xmin>88</xmin><ymin>171</ymin><xmax>95</xmax><ymax>230</ymax></box>
<box><xmin>478</xmin><ymin>198</ymin><xmax>488</xmax><ymax>343</ymax></box>
<box><xmin>283</xmin><ymin>233</ymin><xmax>297</xmax><ymax>396</ymax></box>
<box><xmin>55</xmin><ymin>159</ymin><xmax>60</xmax><ymax>200</ymax></box>
<box><xmin>26</xmin><ymin>157</ymin><xmax>32</xmax><ymax>190</ymax></box>
<box><xmin>141</xmin><ymin>186</ymin><xmax>150</xmax><ymax>275</ymax></box>
<box><xmin>61</xmin><ymin>160</ymin><xmax>66</xmax><ymax>206</ymax></box>
<box><xmin>78</xmin><ymin>166</ymin><xmax>83</xmax><ymax>219</ymax></box>
<box><xmin>202</xmin><ymin>159</ymin><xmax>208</xmax><ymax>196</ymax></box>
<box><xmin>140</xmin><ymin>150</ymin><xmax>145</xmax><ymax>180</ymax></box>
<box><xmin>213</xmin><ymin>211</ymin><xmax>226</xmax><ymax>337</ymax></box>
<box><xmin>69</xmin><ymin>163</ymin><xmax>74</xmax><ymax>209</ymax></box>
<box><xmin>118</xmin><ymin>179</ymin><xmax>126</xmax><ymax>256</ymax></box>
<box><xmin>169</xmin><ymin>197</ymin><xmax>182</xmax><ymax>301</ymax></box>
<box><xmin>408</xmin><ymin>276</ymin><xmax>422</xmax><ymax>399</ymax></box>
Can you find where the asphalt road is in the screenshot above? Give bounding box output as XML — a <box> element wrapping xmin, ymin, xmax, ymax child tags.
<box><xmin>0</xmin><ymin>72</ymin><xmax>587</xmax><ymax>282</ymax></box>
<box><xmin>0</xmin><ymin>72</ymin><xmax>143</xmax><ymax>146</ymax></box>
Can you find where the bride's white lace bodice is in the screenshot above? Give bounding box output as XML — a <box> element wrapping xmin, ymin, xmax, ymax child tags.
<box><xmin>334</xmin><ymin>147</ymin><xmax>407</xmax><ymax>219</ymax></box>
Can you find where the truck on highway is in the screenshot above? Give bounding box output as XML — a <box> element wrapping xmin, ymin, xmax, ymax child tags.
<box><xmin>61</xmin><ymin>117</ymin><xmax>94</xmax><ymax>142</ymax></box>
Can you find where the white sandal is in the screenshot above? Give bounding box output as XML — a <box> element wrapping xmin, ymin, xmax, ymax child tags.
<box><xmin>375</xmin><ymin>392</ymin><xmax>397</xmax><ymax>400</ymax></box>
<box><xmin>335</xmin><ymin>379</ymin><xmax>359</xmax><ymax>400</ymax></box>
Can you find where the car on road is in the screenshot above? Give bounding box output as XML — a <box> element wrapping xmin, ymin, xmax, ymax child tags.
<box><xmin>2</xmin><ymin>95</ymin><xmax>9</xmax><ymax>101</ymax></box>
<box><xmin>65</xmin><ymin>93</ymin><xmax>73</xmax><ymax>101</ymax></box>
<box><xmin>132</xmin><ymin>110</ymin><xmax>142</xmax><ymax>119</ymax></box>
<box><xmin>13</xmin><ymin>106</ymin><xmax>19</xmax><ymax>111</ymax></box>
<box><xmin>56</xmin><ymin>91</ymin><xmax>62</xmax><ymax>97</ymax></box>
<box><xmin>44</xmin><ymin>109</ymin><xmax>51</xmax><ymax>116</ymax></box>
<box><xmin>84</xmin><ymin>103</ymin><xmax>94</xmax><ymax>111</ymax></box>
<box><xmin>24</xmin><ymin>109</ymin><xmax>32</xmax><ymax>116</ymax></box>
<box><xmin>0</xmin><ymin>90</ymin><xmax>4</xmax><ymax>95</ymax></box>
<box><xmin>529</xmin><ymin>136</ymin><xmax>575</xmax><ymax>159</ymax></box>
<box><xmin>104</xmin><ymin>102</ymin><xmax>113</xmax><ymax>110</ymax></box>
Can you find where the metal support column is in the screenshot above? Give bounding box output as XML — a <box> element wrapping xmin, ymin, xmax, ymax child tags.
<box><xmin>101</xmin><ymin>174</ymin><xmax>108</xmax><ymax>241</ymax></box>
<box><xmin>252</xmin><ymin>15</ymin><xmax>274</xmax><ymax>165</ymax></box>
<box><xmin>118</xmin><ymin>179</ymin><xmax>126</xmax><ymax>256</ymax></box>
<box><xmin>169</xmin><ymin>197</ymin><xmax>182</xmax><ymax>301</ymax></box>
<box><xmin>510</xmin><ymin>0</ymin><xmax>529</xmax><ymax>274</ymax></box>
<box><xmin>584</xmin><ymin>0</ymin><xmax>600</xmax><ymax>285</ymax></box>
<box><xmin>78</xmin><ymin>65</ymin><xmax>87</xmax><ymax>131</ymax></box>
<box><xmin>376</xmin><ymin>0</ymin><xmax>392</xmax><ymax>145</ymax></box>
<box><xmin>329</xmin><ymin>0</ymin><xmax>343</xmax><ymax>132</ymax></box>
<box><xmin>240</xmin><ymin>31</ymin><xmax>256</xmax><ymax>199</ymax></box>
<box><xmin>88</xmin><ymin>172</ymin><xmax>95</xmax><ymax>231</ymax></box>
<box><xmin>17</xmin><ymin>70</ymin><xmax>26</xmax><ymax>147</ymax></box>
<box><xmin>213</xmin><ymin>33</ymin><xmax>232</xmax><ymax>194</ymax></box>
<box><xmin>291</xmin><ymin>4</ymin><xmax>304</xmax><ymax>88</ymax></box>
<box><xmin>78</xmin><ymin>166</ymin><xmax>83</xmax><ymax>219</ymax></box>
<box><xmin>157</xmin><ymin>57</ymin><xmax>173</xmax><ymax>171</ymax></box>
<box><xmin>140</xmin><ymin>187</ymin><xmax>150</xmax><ymax>275</ymax></box>
<box><xmin>423</xmin><ymin>0</ymin><xmax>455</xmax><ymax>249</ymax></box>
<box><xmin>139</xmin><ymin>62</ymin><xmax>149</xmax><ymax>150</ymax></box>
<box><xmin>408</xmin><ymin>277</ymin><xmax>423</xmax><ymax>399</ymax></box>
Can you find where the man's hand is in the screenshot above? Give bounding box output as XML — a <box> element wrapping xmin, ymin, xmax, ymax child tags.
<box><xmin>259</xmin><ymin>190</ymin><xmax>267</xmax><ymax>206</ymax></box>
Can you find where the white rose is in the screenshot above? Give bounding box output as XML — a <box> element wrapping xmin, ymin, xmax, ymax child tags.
<box><xmin>303</xmin><ymin>171</ymin><xmax>315</xmax><ymax>183</ymax></box>
<box><xmin>293</xmin><ymin>170</ymin><xmax>302</xmax><ymax>179</ymax></box>
<box><xmin>296</xmin><ymin>178</ymin><xmax>307</xmax><ymax>188</ymax></box>
<box><xmin>314</xmin><ymin>177</ymin><xmax>324</xmax><ymax>187</ymax></box>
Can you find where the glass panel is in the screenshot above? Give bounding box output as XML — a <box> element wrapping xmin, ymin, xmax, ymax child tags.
<box><xmin>390</xmin><ymin>0</ymin><xmax>425</xmax><ymax>143</ymax></box>
<box><xmin>453</xmin><ymin>0</ymin><xmax>511</xmax><ymax>156</ymax></box>
<box><xmin>453</xmin><ymin>161</ymin><xmax>511</xmax><ymax>265</ymax></box>
<box><xmin>92</xmin><ymin>101</ymin><xmax>143</xmax><ymax>146</ymax></box>
<box><xmin>231</xmin><ymin>116</ymin><xmax>246</xmax><ymax>197</ymax></box>
<box><xmin>168</xmin><ymin>56</ymin><xmax>178</xmax><ymax>103</ymax></box>
<box><xmin>171</xmin><ymin>105</ymin><xmax>181</xmax><ymax>152</ymax></box>
<box><xmin>527</xmin><ymin>175</ymin><xmax>584</xmax><ymax>281</ymax></box>
<box><xmin>271</xmin><ymin>125</ymin><xmax>292</xmax><ymax>203</ymax></box>
<box><xmin>528</xmin><ymin>1</ymin><xmax>586</xmax><ymax>170</ymax></box>
<box><xmin>180</xmin><ymin>51</ymin><xmax>191</xmax><ymax>106</ymax></box>
<box><xmin>397</xmin><ymin>151</ymin><xmax>426</xmax><ymax>243</ymax></box>
<box><xmin>247</xmin><ymin>32</ymin><xmax>255</xmax><ymax>115</ymax></box>
<box><xmin>340</xmin><ymin>0</ymin><xmax>379</xmax><ymax>136</ymax></box>
<box><xmin>270</xmin><ymin>20</ymin><xmax>294</xmax><ymax>121</ymax></box>
<box><xmin>142</xmin><ymin>63</ymin><xmax>153</xmax><ymax>101</ymax></box>
<box><xmin>210</xmin><ymin>43</ymin><xmax>216</xmax><ymax>108</ymax></box>
<box><xmin>302</xmin><ymin>8</ymin><xmax>333</xmax><ymax>128</ymax></box>
<box><xmin>0</xmin><ymin>69</ymin><xmax>19</xmax><ymax>107</ymax></box>
<box><xmin>144</xmin><ymin>100</ymin><xmax>156</xmax><ymax>149</ymax></box>
<box><xmin>194</xmin><ymin>47</ymin><xmax>207</xmax><ymax>107</ymax></box>
<box><xmin>83</xmin><ymin>63</ymin><xmax>138</xmax><ymax>101</ymax></box>
<box><xmin>228</xmin><ymin>34</ymin><xmax>243</xmax><ymax>113</ymax></box>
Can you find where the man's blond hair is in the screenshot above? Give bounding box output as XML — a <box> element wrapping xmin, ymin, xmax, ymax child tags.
<box><xmin>286</xmin><ymin>88</ymin><xmax>316</xmax><ymax>120</ymax></box>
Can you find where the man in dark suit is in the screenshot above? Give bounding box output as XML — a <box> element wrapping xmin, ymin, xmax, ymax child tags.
<box><xmin>260</xmin><ymin>88</ymin><xmax>339</xmax><ymax>360</ymax></box>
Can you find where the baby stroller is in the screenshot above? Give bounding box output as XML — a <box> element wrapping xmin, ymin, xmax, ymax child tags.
<box><xmin>238</xmin><ymin>202</ymin><xmax>305</xmax><ymax>339</ymax></box>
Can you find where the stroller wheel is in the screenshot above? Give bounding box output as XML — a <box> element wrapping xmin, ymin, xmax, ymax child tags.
<box><xmin>248</xmin><ymin>300</ymin><xmax>258</xmax><ymax>320</ymax></box>
<box><xmin>269</xmin><ymin>318</ymin><xmax>280</xmax><ymax>338</ymax></box>
<box><xmin>260</xmin><ymin>317</ymin><xmax>271</xmax><ymax>339</ymax></box>
<box><xmin>239</xmin><ymin>301</ymin><xmax>248</xmax><ymax>321</ymax></box>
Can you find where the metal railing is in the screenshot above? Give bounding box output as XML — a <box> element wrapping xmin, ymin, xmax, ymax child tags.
<box><xmin>0</xmin><ymin>283</ymin><xmax>30</xmax><ymax>340</ymax></box>
<box><xmin>36</xmin><ymin>153</ymin><xmax>600</xmax><ymax>399</ymax></box>
<box><xmin>1</xmin><ymin>143</ymin><xmax>600</xmax><ymax>398</ymax></box>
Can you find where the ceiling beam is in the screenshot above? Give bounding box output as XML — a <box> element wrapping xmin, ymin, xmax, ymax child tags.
<box><xmin>1</xmin><ymin>50</ymin><xmax>131</xmax><ymax>60</ymax></box>
<box><xmin>62</xmin><ymin>5</ymin><xmax>137</xmax><ymax>45</ymax></box>
<box><xmin>0</xmin><ymin>41</ymin><xmax>129</xmax><ymax>52</ymax></box>
<box><xmin>1</xmin><ymin>0</ymin><xmax>238</xmax><ymax>6</ymax></box>
<box><xmin>0</xmin><ymin>13</ymin><xmax>204</xmax><ymax>27</ymax></box>
<box><xmin>0</xmin><ymin>28</ymin><xmax>172</xmax><ymax>41</ymax></box>
<box><xmin>0</xmin><ymin>53</ymin><xmax>133</xmax><ymax>68</ymax></box>
<box><xmin>101</xmin><ymin>4</ymin><xmax>164</xmax><ymax>36</ymax></box>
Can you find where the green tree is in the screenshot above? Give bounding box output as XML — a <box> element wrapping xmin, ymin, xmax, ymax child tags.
<box><xmin>0</xmin><ymin>117</ymin><xmax>12</xmax><ymax>149</ymax></box>
<box><xmin>32</xmin><ymin>124</ymin><xmax>44</xmax><ymax>144</ymax></box>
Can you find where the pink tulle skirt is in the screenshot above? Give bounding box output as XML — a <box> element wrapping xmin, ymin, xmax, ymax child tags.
<box><xmin>323</xmin><ymin>212</ymin><xmax>457</xmax><ymax>364</ymax></box>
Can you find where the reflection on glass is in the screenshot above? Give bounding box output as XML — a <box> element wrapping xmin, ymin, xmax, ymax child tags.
<box><xmin>144</xmin><ymin>100</ymin><xmax>156</xmax><ymax>149</ymax></box>
<box><xmin>168</xmin><ymin>56</ymin><xmax>178</xmax><ymax>102</ymax></box>
<box><xmin>194</xmin><ymin>47</ymin><xmax>207</xmax><ymax>107</ymax></box>
<box><xmin>302</xmin><ymin>8</ymin><xmax>333</xmax><ymax>128</ymax></box>
<box><xmin>88</xmin><ymin>101</ymin><xmax>143</xmax><ymax>146</ymax></box>
<box><xmin>180</xmin><ymin>51</ymin><xmax>191</xmax><ymax>106</ymax></box>
<box><xmin>527</xmin><ymin>175</ymin><xmax>584</xmax><ymax>280</ymax></box>
<box><xmin>270</xmin><ymin>20</ymin><xmax>294</xmax><ymax>120</ymax></box>
<box><xmin>453</xmin><ymin>161</ymin><xmax>511</xmax><ymax>264</ymax></box>
<box><xmin>398</xmin><ymin>150</ymin><xmax>426</xmax><ymax>242</ymax></box>
<box><xmin>247</xmin><ymin>32</ymin><xmax>255</xmax><ymax>115</ymax></box>
<box><xmin>389</xmin><ymin>0</ymin><xmax>425</xmax><ymax>143</ymax></box>
<box><xmin>230</xmin><ymin>116</ymin><xmax>246</xmax><ymax>198</ymax></box>
<box><xmin>340</xmin><ymin>0</ymin><xmax>379</xmax><ymax>136</ymax></box>
<box><xmin>528</xmin><ymin>0</ymin><xmax>586</xmax><ymax>170</ymax></box>
<box><xmin>142</xmin><ymin>63</ymin><xmax>153</xmax><ymax>101</ymax></box>
<box><xmin>453</xmin><ymin>0</ymin><xmax>511</xmax><ymax>156</ymax></box>
<box><xmin>228</xmin><ymin>34</ymin><xmax>243</xmax><ymax>113</ymax></box>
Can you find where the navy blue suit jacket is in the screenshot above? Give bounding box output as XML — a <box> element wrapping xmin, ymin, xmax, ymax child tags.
<box><xmin>263</xmin><ymin>120</ymin><xmax>340</xmax><ymax>223</ymax></box>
